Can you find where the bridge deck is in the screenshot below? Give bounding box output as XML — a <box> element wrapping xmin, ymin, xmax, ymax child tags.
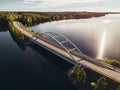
<box><xmin>13</xmin><ymin>21</ymin><xmax>120</xmax><ymax>83</ymax></box>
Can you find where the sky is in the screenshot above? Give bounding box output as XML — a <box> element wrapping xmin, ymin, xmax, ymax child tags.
<box><xmin>0</xmin><ymin>0</ymin><xmax>120</xmax><ymax>12</ymax></box>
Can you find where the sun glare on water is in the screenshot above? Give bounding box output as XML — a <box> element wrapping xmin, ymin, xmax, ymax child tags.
<box><xmin>97</xmin><ymin>31</ymin><xmax>107</xmax><ymax>60</ymax></box>
<box><xmin>103</xmin><ymin>20</ymin><xmax>112</xmax><ymax>23</ymax></box>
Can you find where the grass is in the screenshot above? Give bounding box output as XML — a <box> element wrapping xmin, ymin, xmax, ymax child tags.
<box><xmin>103</xmin><ymin>58</ymin><xmax>120</xmax><ymax>68</ymax></box>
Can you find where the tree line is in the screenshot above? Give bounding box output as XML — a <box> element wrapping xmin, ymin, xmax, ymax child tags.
<box><xmin>70</xmin><ymin>64</ymin><xmax>120</xmax><ymax>90</ymax></box>
<box><xmin>0</xmin><ymin>11</ymin><xmax>107</xmax><ymax>27</ymax></box>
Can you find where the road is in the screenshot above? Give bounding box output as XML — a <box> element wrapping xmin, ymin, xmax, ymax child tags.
<box><xmin>13</xmin><ymin>21</ymin><xmax>120</xmax><ymax>83</ymax></box>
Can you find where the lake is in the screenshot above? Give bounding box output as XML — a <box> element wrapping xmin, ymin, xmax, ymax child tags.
<box><xmin>0</xmin><ymin>29</ymin><xmax>76</xmax><ymax>89</ymax></box>
<box><xmin>0</xmin><ymin>14</ymin><xmax>120</xmax><ymax>90</ymax></box>
<box><xmin>30</xmin><ymin>14</ymin><xmax>120</xmax><ymax>61</ymax></box>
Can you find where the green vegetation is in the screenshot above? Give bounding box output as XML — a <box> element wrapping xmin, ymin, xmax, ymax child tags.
<box><xmin>104</xmin><ymin>58</ymin><xmax>120</xmax><ymax>68</ymax></box>
<box><xmin>17</xmin><ymin>12</ymin><xmax>107</xmax><ymax>26</ymax></box>
<box><xmin>0</xmin><ymin>12</ymin><xmax>18</xmax><ymax>21</ymax></box>
<box><xmin>8</xmin><ymin>21</ymin><xmax>25</xmax><ymax>41</ymax></box>
<box><xmin>71</xmin><ymin>65</ymin><xmax>120</xmax><ymax>90</ymax></box>
<box><xmin>18</xmin><ymin>21</ymin><xmax>44</xmax><ymax>38</ymax></box>
<box><xmin>94</xmin><ymin>77</ymin><xmax>108</xmax><ymax>90</ymax></box>
<box><xmin>90</xmin><ymin>77</ymin><xmax>108</xmax><ymax>90</ymax></box>
<box><xmin>71</xmin><ymin>64</ymin><xmax>86</xmax><ymax>83</ymax></box>
<box><xmin>0</xmin><ymin>11</ymin><xmax>107</xmax><ymax>27</ymax></box>
<box><xmin>0</xmin><ymin>11</ymin><xmax>119</xmax><ymax>90</ymax></box>
<box><xmin>1</xmin><ymin>12</ymin><xmax>45</xmax><ymax>41</ymax></box>
<box><xmin>0</xmin><ymin>12</ymin><xmax>17</xmax><ymax>29</ymax></box>
<box><xmin>90</xmin><ymin>82</ymin><xmax>96</xmax><ymax>87</ymax></box>
<box><xmin>0</xmin><ymin>11</ymin><xmax>107</xmax><ymax>38</ymax></box>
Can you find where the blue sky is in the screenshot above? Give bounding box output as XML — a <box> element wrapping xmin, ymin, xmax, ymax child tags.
<box><xmin>0</xmin><ymin>0</ymin><xmax>120</xmax><ymax>12</ymax></box>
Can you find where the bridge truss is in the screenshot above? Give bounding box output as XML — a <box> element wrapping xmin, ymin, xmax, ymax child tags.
<box><xmin>42</xmin><ymin>32</ymin><xmax>85</xmax><ymax>64</ymax></box>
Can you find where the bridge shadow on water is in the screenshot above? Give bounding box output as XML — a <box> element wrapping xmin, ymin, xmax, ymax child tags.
<box><xmin>10</xmin><ymin>30</ymin><xmax>74</xmax><ymax>69</ymax></box>
<box><xmin>25</xmin><ymin>42</ymin><xmax>103</xmax><ymax>90</ymax></box>
<box><xmin>7</xmin><ymin>31</ymin><xmax>119</xmax><ymax>90</ymax></box>
<box><xmin>29</xmin><ymin>43</ymin><xmax>119</xmax><ymax>90</ymax></box>
<box><xmin>29</xmin><ymin>44</ymin><xmax>74</xmax><ymax>70</ymax></box>
<box><xmin>7</xmin><ymin>32</ymin><xmax>77</xmax><ymax>90</ymax></box>
<box><xmin>29</xmin><ymin>44</ymin><xmax>108</xmax><ymax>90</ymax></box>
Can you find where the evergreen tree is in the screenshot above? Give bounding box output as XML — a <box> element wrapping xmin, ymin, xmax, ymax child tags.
<box><xmin>71</xmin><ymin>64</ymin><xmax>86</xmax><ymax>83</ymax></box>
<box><xmin>94</xmin><ymin>77</ymin><xmax>108</xmax><ymax>90</ymax></box>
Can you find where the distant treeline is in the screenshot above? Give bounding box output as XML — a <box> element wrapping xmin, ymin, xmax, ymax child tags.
<box><xmin>17</xmin><ymin>12</ymin><xmax>107</xmax><ymax>26</ymax></box>
<box><xmin>0</xmin><ymin>12</ymin><xmax>107</xmax><ymax>27</ymax></box>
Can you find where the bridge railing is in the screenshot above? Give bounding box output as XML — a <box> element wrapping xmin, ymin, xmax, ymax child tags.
<box><xmin>15</xmin><ymin>21</ymin><xmax>120</xmax><ymax>72</ymax></box>
<box><xmin>30</xmin><ymin>32</ymin><xmax>85</xmax><ymax>64</ymax></box>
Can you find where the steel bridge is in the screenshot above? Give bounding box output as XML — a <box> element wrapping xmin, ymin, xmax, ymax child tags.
<box><xmin>30</xmin><ymin>31</ymin><xmax>85</xmax><ymax>65</ymax></box>
<box><xmin>42</xmin><ymin>32</ymin><xmax>84</xmax><ymax>63</ymax></box>
<box><xmin>13</xmin><ymin>21</ymin><xmax>120</xmax><ymax>83</ymax></box>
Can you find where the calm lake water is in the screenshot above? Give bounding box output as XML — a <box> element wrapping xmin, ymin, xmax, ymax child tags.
<box><xmin>0</xmin><ymin>31</ymin><xmax>75</xmax><ymax>89</ymax></box>
<box><xmin>31</xmin><ymin>14</ymin><xmax>120</xmax><ymax>61</ymax></box>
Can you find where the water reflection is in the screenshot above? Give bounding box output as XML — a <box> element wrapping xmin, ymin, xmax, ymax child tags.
<box><xmin>0</xmin><ymin>24</ymin><xmax>8</xmax><ymax>32</ymax></box>
<box><xmin>0</xmin><ymin>30</ymin><xmax>76</xmax><ymax>90</ymax></box>
<box><xmin>97</xmin><ymin>30</ymin><xmax>107</xmax><ymax>59</ymax></box>
<box><xmin>30</xmin><ymin>14</ymin><xmax>120</xmax><ymax>60</ymax></box>
<box><xmin>103</xmin><ymin>19</ymin><xmax>112</xmax><ymax>23</ymax></box>
<box><xmin>9</xmin><ymin>30</ymin><xmax>26</xmax><ymax>50</ymax></box>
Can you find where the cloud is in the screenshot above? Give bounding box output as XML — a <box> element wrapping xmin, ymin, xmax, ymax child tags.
<box><xmin>22</xmin><ymin>0</ymin><xmax>42</xmax><ymax>4</ymax></box>
<box><xmin>28</xmin><ymin>0</ymin><xmax>108</xmax><ymax>9</ymax></box>
<box><xmin>21</xmin><ymin>0</ymin><xmax>110</xmax><ymax>12</ymax></box>
<box><xmin>22</xmin><ymin>0</ymin><xmax>107</xmax><ymax>5</ymax></box>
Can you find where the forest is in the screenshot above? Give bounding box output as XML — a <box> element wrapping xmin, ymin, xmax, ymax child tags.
<box><xmin>0</xmin><ymin>11</ymin><xmax>107</xmax><ymax>27</ymax></box>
